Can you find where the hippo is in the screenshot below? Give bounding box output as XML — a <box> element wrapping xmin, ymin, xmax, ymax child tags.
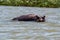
<box><xmin>12</xmin><ymin>14</ymin><xmax>45</xmax><ymax>22</ymax></box>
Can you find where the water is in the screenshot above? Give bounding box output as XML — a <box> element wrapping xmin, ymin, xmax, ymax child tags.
<box><xmin>0</xmin><ymin>6</ymin><xmax>60</xmax><ymax>40</ymax></box>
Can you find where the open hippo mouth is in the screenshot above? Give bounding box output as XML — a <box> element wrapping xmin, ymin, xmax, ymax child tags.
<box><xmin>12</xmin><ymin>14</ymin><xmax>45</xmax><ymax>22</ymax></box>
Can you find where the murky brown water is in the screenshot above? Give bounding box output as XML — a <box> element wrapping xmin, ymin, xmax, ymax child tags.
<box><xmin>0</xmin><ymin>6</ymin><xmax>60</xmax><ymax>40</ymax></box>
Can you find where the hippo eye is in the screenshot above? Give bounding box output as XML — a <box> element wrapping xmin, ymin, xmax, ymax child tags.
<box><xmin>42</xmin><ymin>17</ymin><xmax>45</xmax><ymax>19</ymax></box>
<box><xmin>42</xmin><ymin>17</ymin><xmax>44</xmax><ymax>19</ymax></box>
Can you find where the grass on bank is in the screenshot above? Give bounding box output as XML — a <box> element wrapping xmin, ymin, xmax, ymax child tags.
<box><xmin>0</xmin><ymin>0</ymin><xmax>60</xmax><ymax>8</ymax></box>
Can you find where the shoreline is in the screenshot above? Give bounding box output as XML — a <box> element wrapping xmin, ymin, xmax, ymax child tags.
<box><xmin>0</xmin><ymin>6</ymin><xmax>60</xmax><ymax>8</ymax></box>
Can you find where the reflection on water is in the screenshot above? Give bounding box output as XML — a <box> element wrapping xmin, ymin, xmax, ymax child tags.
<box><xmin>0</xmin><ymin>6</ymin><xmax>60</xmax><ymax>40</ymax></box>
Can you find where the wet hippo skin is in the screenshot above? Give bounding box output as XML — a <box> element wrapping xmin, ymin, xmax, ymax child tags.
<box><xmin>12</xmin><ymin>14</ymin><xmax>45</xmax><ymax>22</ymax></box>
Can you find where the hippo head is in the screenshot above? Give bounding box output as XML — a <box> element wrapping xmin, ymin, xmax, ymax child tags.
<box><xmin>36</xmin><ymin>16</ymin><xmax>45</xmax><ymax>22</ymax></box>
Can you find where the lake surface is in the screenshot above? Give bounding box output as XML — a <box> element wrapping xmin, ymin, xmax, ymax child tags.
<box><xmin>0</xmin><ymin>6</ymin><xmax>60</xmax><ymax>40</ymax></box>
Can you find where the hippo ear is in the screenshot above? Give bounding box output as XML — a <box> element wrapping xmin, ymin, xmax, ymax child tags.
<box><xmin>43</xmin><ymin>16</ymin><xmax>45</xmax><ymax>18</ymax></box>
<box><xmin>42</xmin><ymin>16</ymin><xmax>45</xmax><ymax>19</ymax></box>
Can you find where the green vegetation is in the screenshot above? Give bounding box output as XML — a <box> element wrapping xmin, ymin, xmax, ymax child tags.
<box><xmin>0</xmin><ymin>0</ymin><xmax>60</xmax><ymax>8</ymax></box>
